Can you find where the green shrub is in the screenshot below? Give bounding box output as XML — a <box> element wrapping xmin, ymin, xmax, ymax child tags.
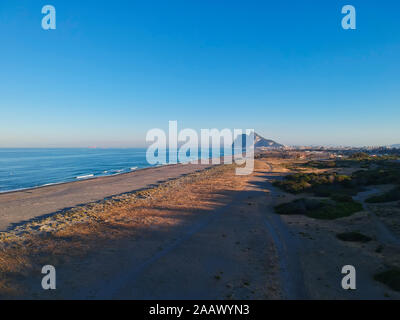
<box><xmin>366</xmin><ymin>187</ymin><xmax>400</xmax><ymax>203</ymax></box>
<box><xmin>348</xmin><ymin>152</ymin><xmax>370</xmax><ymax>160</ymax></box>
<box><xmin>274</xmin><ymin>173</ymin><xmax>352</xmax><ymax>195</ymax></box>
<box><xmin>274</xmin><ymin>198</ymin><xmax>323</xmax><ymax>215</ymax></box>
<box><xmin>331</xmin><ymin>194</ymin><xmax>354</xmax><ymax>203</ymax></box>
<box><xmin>274</xmin><ymin>198</ymin><xmax>363</xmax><ymax>220</ymax></box>
<box><xmin>352</xmin><ymin>169</ymin><xmax>400</xmax><ymax>186</ymax></box>
<box><xmin>336</xmin><ymin>232</ymin><xmax>372</xmax><ymax>243</ymax></box>
<box><xmin>312</xmin><ymin>184</ymin><xmax>360</xmax><ymax>198</ymax></box>
<box><xmin>307</xmin><ymin>201</ymin><xmax>363</xmax><ymax>220</ymax></box>
<box><xmin>273</xmin><ymin>179</ymin><xmax>312</xmax><ymax>194</ymax></box>
<box><xmin>304</xmin><ymin>161</ymin><xmax>337</xmax><ymax>169</ymax></box>
<box><xmin>374</xmin><ymin>269</ymin><xmax>400</xmax><ymax>292</ymax></box>
<box><xmin>274</xmin><ymin>160</ymin><xmax>400</xmax><ymax>198</ymax></box>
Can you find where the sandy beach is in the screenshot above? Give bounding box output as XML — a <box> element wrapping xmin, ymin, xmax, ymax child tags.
<box><xmin>0</xmin><ymin>163</ymin><xmax>212</xmax><ymax>231</ymax></box>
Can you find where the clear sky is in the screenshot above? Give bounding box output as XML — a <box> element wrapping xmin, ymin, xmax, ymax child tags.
<box><xmin>0</xmin><ymin>0</ymin><xmax>399</xmax><ymax>147</ymax></box>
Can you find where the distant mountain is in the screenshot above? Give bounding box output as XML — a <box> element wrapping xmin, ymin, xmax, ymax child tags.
<box><xmin>233</xmin><ymin>132</ymin><xmax>283</xmax><ymax>149</ymax></box>
<box><xmin>391</xmin><ymin>144</ymin><xmax>400</xmax><ymax>149</ymax></box>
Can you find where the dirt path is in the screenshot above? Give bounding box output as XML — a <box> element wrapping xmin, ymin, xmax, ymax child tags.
<box><xmin>354</xmin><ymin>187</ymin><xmax>400</xmax><ymax>247</ymax></box>
<box><xmin>263</xmin><ymin>190</ymin><xmax>308</xmax><ymax>299</ymax></box>
<box><xmin>96</xmin><ymin>169</ymin><xmax>307</xmax><ymax>300</ymax></box>
<box><xmin>85</xmin><ymin>185</ymin><xmax>279</xmax><ymax>300</ymax></box>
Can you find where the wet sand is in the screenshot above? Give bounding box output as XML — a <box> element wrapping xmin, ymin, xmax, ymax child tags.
<box><xmin>0</xmin><ymin>163</ymin><xmax>212</xmax><ymax>231</ymax></box>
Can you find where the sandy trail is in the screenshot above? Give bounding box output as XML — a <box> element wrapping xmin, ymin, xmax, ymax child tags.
<box><xmin>263</xmin><ymin>191</ymin><xmax>308</xmax><ymax>298</ymax></box>
<box><xmin>87</xmin><ymin>186</ymin><xmax>278</xmax><ymax>300</ymax></box>
<box><xmin>354</xmin><ymin>187</ymin><xmax>400</xmax><ymax>246</ymax></box>
<box><xmin>0</xmin><ymin>163</ymin><xmax>212</xmax><ymax>231</ymax></box>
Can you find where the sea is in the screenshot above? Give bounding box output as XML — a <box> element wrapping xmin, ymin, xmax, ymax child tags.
<box><xmin>0</xmin><ymin>148</ymin><xmax>234</xmax><ymax>193</ymax></box>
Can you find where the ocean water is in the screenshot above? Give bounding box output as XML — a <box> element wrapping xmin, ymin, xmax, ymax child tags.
<box><xmin>0</xmin><ymin>148</ymin><xmax>158</xmax><ymax>193</ymax></box>
<box><xmin>0</xmin><ymin>148</ymin><xmax>233</xmax><ymax>193</ymax></box>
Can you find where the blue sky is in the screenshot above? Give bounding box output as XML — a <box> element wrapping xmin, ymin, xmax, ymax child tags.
<box><xmin>0</xmin><ymin>0</ymin><xmax>399</xmax><ymax>147</ymax></box>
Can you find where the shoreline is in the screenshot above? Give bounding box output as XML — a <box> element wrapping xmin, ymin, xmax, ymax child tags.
<box><xmin>0</xmin><ymin>151</ymin><xmax>251</xmax><ymax>231</ymax></box>
<box><xmin>0</xmin><ymin>163</ymin><xmax>166</xmax><ymax>196</ymax></box>
<box><xmin>0</xmin><ymin>162</ymin><xmax>215</xmax><ymax>231</ymax></box>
